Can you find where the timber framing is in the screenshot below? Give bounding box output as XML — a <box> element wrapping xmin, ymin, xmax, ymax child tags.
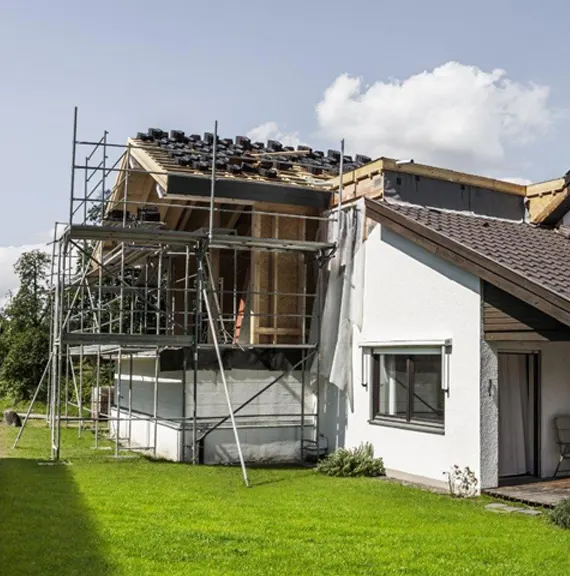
<box><xmin>365</xmin><ymin>198</ymin><xmax>570</xmax><ymax>329</ymax></box>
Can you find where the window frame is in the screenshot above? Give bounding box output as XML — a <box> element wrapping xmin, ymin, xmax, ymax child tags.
<box><xmin>362</xmin><ymin>341</ymin><xmax>450</xmax><ymax>434</ymax></box>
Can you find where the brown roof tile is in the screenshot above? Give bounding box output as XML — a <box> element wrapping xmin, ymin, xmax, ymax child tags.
<box><xmin>376</xmin><ymin>201</ymin><xmax>570</xmax><ymax>301</ymax></box>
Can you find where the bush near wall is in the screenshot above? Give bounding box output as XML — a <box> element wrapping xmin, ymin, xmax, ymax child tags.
<box><xmin>551</xmin><ymin>498</ymin><xmax>570</xmax><ymax>529</ymax></box>
<box><xmin>316</xmin><ymin>443</ymin><xmax>385</xmax><ymax>478</ymax></box>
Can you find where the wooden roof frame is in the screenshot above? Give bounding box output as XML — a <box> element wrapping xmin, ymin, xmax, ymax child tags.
<box><xmin>364</xmin><ymin>198</ymin><xmax>570</xmax><ymax>328</ymax></box>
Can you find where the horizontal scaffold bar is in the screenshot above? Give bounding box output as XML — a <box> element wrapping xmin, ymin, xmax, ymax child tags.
<box><xmin>66</xmin><ymin>225</ymin><xmax>335</xmax><ymax>252</ymax></box>
<box><xmin>62</xmin><ymin>332</ymin><xmax>317</xmax><ymax>350</ymax></box>
<box><xmin>62</xmin><ymin>332</ymin><xmax>193</xmax><ymax>347</ymax></box>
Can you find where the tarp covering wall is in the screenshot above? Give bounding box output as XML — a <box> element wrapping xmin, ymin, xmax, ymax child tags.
<box><xmin>312</xmin><ymin>198</ymin><xmax>366</xmax><ymax>405</ymax></box>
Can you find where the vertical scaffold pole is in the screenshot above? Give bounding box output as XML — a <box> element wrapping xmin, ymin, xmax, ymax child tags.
<box><xmin>153</xmin><ymin>347</ymin><xmax>159</xmax><ymax>457</ymax></box>
<box><xmin>337</xmin><ymin>138</ymin><xmax>345</xmax><ymax>245</ymax></box>
<box><xmin>208</xmin><ymin>121</ymin><xmax>218</xmax><ymax>242</ymax></box>
<box><xmin>115</xmin><ymin>348</ymin><xmax>122</xmax><ymax>457</ymax></box>
<box><xmin>68</xmin><ymin>107</ymin><xmax>78</xmax><ymax>227</ymax></box>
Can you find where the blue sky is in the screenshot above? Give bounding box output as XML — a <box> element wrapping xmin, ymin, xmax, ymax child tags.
<box><xmin>0</xmin><ymin>0</ymin><xmax>569</xmax><ymax>292</ymax></box>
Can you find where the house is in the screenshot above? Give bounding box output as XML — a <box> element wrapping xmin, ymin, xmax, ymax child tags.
<box><xmin>59</xmin><ymin>120</ymin><xmax>570</xmax><ymax>491</ymax></box>
<box><xmin>318</xmin><ymin>167</ymin><xmax>570</xmax><ymax>491</ymax></box>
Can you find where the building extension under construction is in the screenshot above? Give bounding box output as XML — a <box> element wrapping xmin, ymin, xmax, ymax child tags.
<box><xmin>20</xmin><ymin>106</ymin><xmax>570</xmax><ymax>490</ymax></box>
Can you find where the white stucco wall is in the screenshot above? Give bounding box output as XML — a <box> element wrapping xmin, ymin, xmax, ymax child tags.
<box><xmin>183</xmin><ymin>369</ymin><xmax>314</xmax><ymax>464</ymax></box>
<box><xmin>328</xmin><ymin>224</ymin><xmax>482</xmax><ymax>487</ymax></box>
<box><xmin>111</xmin><ymin>409</ymin><xmax>182</xmax><ymax>461</ymax></box>
<box><xmin>113</xmin><ymin>359</ymin><xmax>315</xmax><ymax>464</ymax></box>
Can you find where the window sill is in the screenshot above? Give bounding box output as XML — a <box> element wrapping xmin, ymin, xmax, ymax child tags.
<box><xmin>368</xmin><ymin>417</ymin><xmax>445</xmax><ymax>436</ymax></box>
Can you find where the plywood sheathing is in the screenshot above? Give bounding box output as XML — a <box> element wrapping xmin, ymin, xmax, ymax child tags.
<box><xmin>526</xmin><ymin>178</ymin><xmax>568</xmax><ymax>223</ymax></box>
<box><xmin>249</xmin><ymin>203</ymin><xmax>315</xmax><ymax>345</ymax></box>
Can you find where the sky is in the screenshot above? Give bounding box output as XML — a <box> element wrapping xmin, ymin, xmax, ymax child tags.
<box><xmin>0</xmin><ymin>0</ymin><xmax>569</xmax><ymax>297</ymax></box>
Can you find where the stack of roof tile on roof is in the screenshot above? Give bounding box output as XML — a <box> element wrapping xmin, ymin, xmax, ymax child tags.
<box><xmin>366</xmin><ymin>199</ymin><xmax>570</xmax><ymax>302</ymax></box>
<box><xmin>133</xmin><ymin>128</ymin><xmax>372</xmax><ymax>189</ymax></box>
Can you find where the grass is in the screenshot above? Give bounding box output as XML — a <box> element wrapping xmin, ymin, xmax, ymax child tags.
<box><xmin>0</xmin><ymin>396</ymin><xmax>91</xmax><ymax>418</ymax></box>
<box><xmin>2</xmin><ymin>425</ymin><xmax>570</xmax><ymax>575</ymax></box>
<box><xmin>0</xmin><ymin>397</ymin><xmax>48</xmax><ymax>414</ymax></box>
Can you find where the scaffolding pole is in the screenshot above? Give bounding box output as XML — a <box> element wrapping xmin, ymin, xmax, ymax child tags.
<box><xmin>199</xmin><ymin>245</ymin><xmax>249</xmax><ymax>487</ymax></box>
<box><xmin>39</xmin><ymin>107</ymin><xmax>331</xmax><ymax>475</ymax></box>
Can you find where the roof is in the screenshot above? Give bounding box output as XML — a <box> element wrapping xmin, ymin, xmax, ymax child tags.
<box><xmin>331</xmin><ymin>157</ymin><xmax>527</xmax><ymax>196</ymax></box>
<box><xmin>329</xmin><ymin>158</ymin><xmax>570</xmax><ymax>226</ymax></box>
<box><xmin>130</xmin><ymin>128</ymin><xmax>371</xmax><ymax>192</ymax></box>
<box><xmin>365</xmin><ymin>198</ymin><xmax>570</xmax><ymax>327</ymax></box>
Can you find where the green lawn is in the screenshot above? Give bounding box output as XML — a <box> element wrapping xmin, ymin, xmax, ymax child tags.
<box><xmin>2</xmin><ymin>424</ymin><xmax>570</xmax><ymax>575</ymax></box>
<box><xmin>0</xmin><ymin>397</ymin><xmax>48</xmax><ymax>414</ymax></box>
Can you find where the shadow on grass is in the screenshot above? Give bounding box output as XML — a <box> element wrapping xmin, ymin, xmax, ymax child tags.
<box><xmin>0</xmin><ymin>458</ymin><xmax>110</xmax><ymax>575</ymax></box>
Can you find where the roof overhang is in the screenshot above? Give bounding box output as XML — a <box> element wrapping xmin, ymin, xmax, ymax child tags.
<box><xmin>364</xmin><ymin>198</ymin><xmax>570</xmax><ymax>329</ymax></box>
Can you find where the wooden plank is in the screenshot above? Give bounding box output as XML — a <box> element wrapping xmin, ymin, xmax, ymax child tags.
<box><xmin>485</xmin><ymin>331</ymin><xmax>570</xmax><ymax>342</ymax></box>
<box><xmin>140</xmin><ymin>143</ymin><xmax>331</xmax><ymax>188</ymax></box>
<box><xmin>176</xmin><ymin>201</ymin><xmax>195</xmax><ymax>231</ymax></box>
<box><xmin>250</xmin><ymin>211</ymin><xmax>262</xmax><ymax>345</ymax></box>
<box><xmin>482</xmin><ymin>283</ymin><xmax>570</xmax><ymax>340</ymax></box>
<box><xmin>129</xmin><ymin>140</ymin><xmax>168</xmax><ymax>190</ymax></box>
<box><xmin>256</xmin><ymin>328</ymin><xmax>301</xmax><ymax>336</ymax></box>
<box><xmin>526</xmin><ymin>178</ymin><xmax>566</xmax><ymax>197</ymax></box>
<box><xmin>529</xmin><ymin>189</ymin><xmax>569</xmax><ymax>224</ymax></box>
<box><xmin>225</xmin><ymin>206</ymin><xmax>246</xmax><ymax>230</ymax></box>
<box><xmin>272</xmin><ymin>215</ymin><xmax>279</xmax><ymax>344</ymax></box>
<box><xmin>298</xmin><ymin>218</ymin><xmax>307</xmax><ymax>343</ymax></box>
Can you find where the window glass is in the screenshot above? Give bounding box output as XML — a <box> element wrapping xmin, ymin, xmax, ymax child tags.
<box><xmin>372</xmin><ymin>351</ymin><xmax>444</xmax><ymax>427</ymax></box>
<box><xmin>378</xmin><ymin>355</ymin><xmax>407</xmax><ymax>418</ymax></box>
<box><xmin>411</xmin><ymin>355</ymin><xmax>444</xmax><ymax>422</ymax></box>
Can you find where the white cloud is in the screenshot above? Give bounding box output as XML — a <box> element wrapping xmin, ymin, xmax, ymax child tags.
<box><xmin>249</xmin><ymin>62</ymin><xmax>560</xmax><ymax>177</ymax></box>
<box><xmin>315</xmin><ymin>62</ymin><xmax>557</xmax><ymax>173</ymax></box>
<box><xmin>246</xmin><ymin>121</ymin><xmax>302</xmax><ymax>148</ymax></box>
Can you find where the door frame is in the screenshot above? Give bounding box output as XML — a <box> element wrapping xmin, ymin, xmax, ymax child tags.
<box><xmin>497</xmin><ymin>350</ymin><xmax>541</xmax><ymax>479</ymax></box>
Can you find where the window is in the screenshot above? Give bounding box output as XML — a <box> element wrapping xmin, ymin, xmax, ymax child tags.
<box><xmin>370</xmin><ymin>349</ymin><xmax>445</xmax><ymax>429</ymax></box>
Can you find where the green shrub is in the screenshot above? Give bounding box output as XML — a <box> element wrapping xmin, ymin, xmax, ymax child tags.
<box><xmin>316</xmin><ymin>442</ymin><xmax>385</xmax><ymax>478</ymax></box>
<box><xmin>551</xmin><ymin>498</ymin><xmax>570</xmax><ymax>529</ymax></box>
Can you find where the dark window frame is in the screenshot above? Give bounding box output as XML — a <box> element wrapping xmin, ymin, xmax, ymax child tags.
<box><xmin>370</xmin><ymin>350</ymin><xmax>445</xmax><ymax>431</ymax></box>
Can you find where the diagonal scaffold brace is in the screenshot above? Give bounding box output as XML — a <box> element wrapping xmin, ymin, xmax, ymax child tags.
<box><xmin>12</xmin><ymin>351</ymin><xmax>54</xmax><ymax>449</ymax></box>
<box><xmin>198</xmin><ymin>248</ymin><xmax>250</xmax><ymax>487</ymax></box>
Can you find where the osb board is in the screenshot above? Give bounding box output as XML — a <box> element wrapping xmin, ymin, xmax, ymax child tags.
<box><xmin>338</xmin><ymin>176</ymin><xmax>380</xmax><ymax>204</ymax></box>
<box><xmin>255</xmin><ymin>213</ymin><xmax>273</xmax><ymax>331</ymax></box>
<box><xmin>276</xmin><ymin>214</ymin><xmax>305</xmax><ymax>331</ymax></box>
<box><xmin>250</xmin><ymin>206</ymin><xmax>306</xmax><ymax>345</ymax></box>
<box><xmin>527</xmin><ymin>189</ymin><xmax>569</xmax><ymax>223</ymax></box>
<box><xmin>169</xmin><ymin>254</ymin><xmax>196</xmax><ymax>336</ymax></box>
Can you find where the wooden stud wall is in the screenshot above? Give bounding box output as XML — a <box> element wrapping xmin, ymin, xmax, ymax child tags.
<box><xmin>249</xmin><ymin>203</ymin><xmax>314</xmax><ymax>345</ymax></box>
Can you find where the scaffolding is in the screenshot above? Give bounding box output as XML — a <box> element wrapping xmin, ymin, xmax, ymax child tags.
<box><xmin>16</xmin><ymin>108</ymin><xmax>340</xmax><ymax>485</ymax></box>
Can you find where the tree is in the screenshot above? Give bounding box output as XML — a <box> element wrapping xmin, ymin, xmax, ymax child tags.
<box><xmin>0</xmin><ymin>250</ymin><xmax>51</xmax><ymax>401</ymax></box>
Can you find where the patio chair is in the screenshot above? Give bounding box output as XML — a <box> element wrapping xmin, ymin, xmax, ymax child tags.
<box><xmin>553</xmin><ymin>416</ymin><xmax>570</xmax><ymax>477</ymax></box>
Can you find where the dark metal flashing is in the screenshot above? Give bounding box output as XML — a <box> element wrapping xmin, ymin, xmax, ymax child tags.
<box><xmin>383</xmin><ymin>170</ymin><xmax>525</xmax><ymax>221</ymax></box>
<box><xmin>365</xmin><ymin>198</ymin><xmax>570</xmax><ymax>329</ymax></box>
<box><xmin>167</xmin><ymin>173</ymin><xmax>332</xmax><ymax>210</ymax></box>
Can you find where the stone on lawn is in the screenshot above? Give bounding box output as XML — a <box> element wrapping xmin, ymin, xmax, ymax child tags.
<box><xmin>3</xmin><ymin>410</ymin><xmax>22</xmax><ymax>427</ymax></box>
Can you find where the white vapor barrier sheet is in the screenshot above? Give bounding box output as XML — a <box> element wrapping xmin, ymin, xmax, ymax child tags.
<box><xmin>312</xmin><ymin>199</ymin><xmax>365</xmax><ymax>400</ymax></box>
